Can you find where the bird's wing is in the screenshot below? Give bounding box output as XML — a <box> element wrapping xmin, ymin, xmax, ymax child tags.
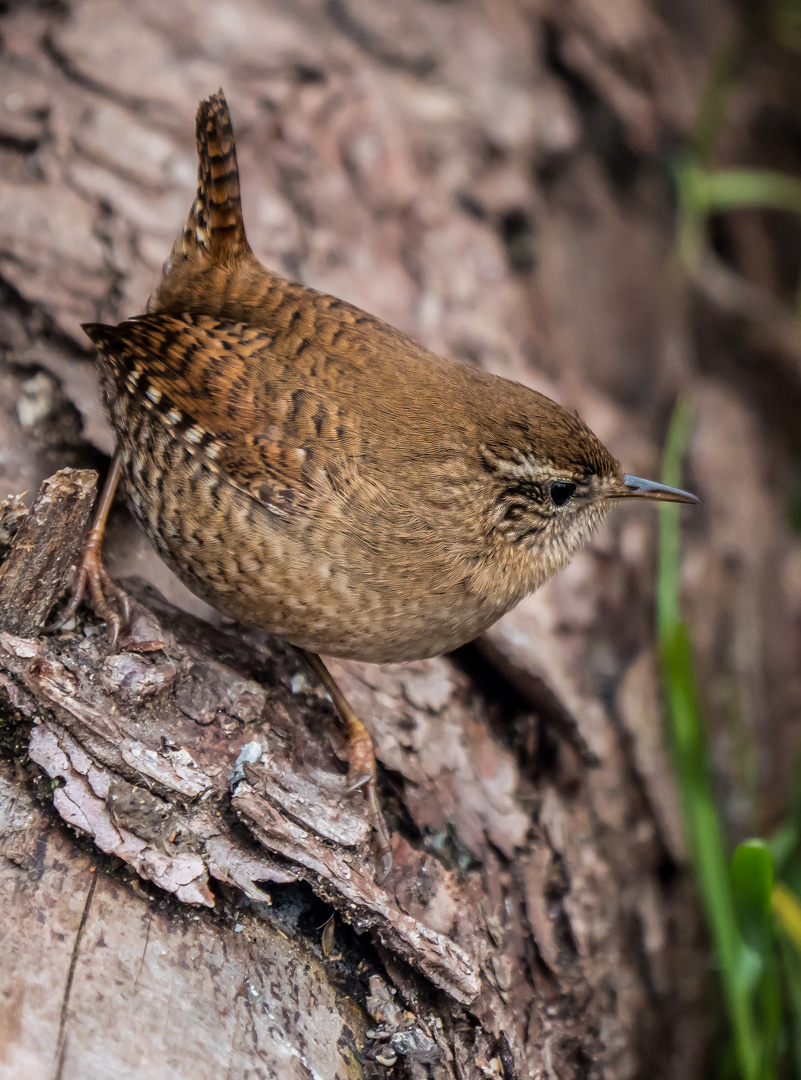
<box><xmin>84</xmin><ymin>312</ymin><xmax>360</xmax><ymax>520</ymax></box>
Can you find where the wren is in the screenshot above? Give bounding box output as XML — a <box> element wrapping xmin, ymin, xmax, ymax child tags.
<box><xmin>50</xmin><ymin>91</ymin><xmax>698</xmax><ymax>878</ymax></box>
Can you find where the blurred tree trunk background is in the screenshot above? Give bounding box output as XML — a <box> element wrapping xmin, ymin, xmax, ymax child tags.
<box><xmin>1</xmin><ymin>1</ymin><xmax>800</xmax><ymax>1078</ymax></box>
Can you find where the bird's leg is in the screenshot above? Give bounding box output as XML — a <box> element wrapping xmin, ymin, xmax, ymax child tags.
<box><xmin>47</xmin><ymin>448</ymin><xmax>130</xmax><ymax>648</ymax></box>
<box><xmin>300</xmin><ymin>649</ymin><xmax>392</xmax><ymax>881</ymax></box>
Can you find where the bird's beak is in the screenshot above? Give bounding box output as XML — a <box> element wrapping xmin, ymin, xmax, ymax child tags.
<box><xmin>608</xmin><ymin>474</ymin><xmax>701</xmax><ymax>505</ymax></box>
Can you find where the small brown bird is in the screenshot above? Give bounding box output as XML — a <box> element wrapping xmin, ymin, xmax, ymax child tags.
<box><xmin>52</xmin><ymin>91</ymin><xmax>698</xmax><ymax>877</ymax></box>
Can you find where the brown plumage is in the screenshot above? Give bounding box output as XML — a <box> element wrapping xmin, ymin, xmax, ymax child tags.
<box><xmin>55</xmin><ymin>91</ymin><xmax>698</xmax><ymax>877</ymax></box>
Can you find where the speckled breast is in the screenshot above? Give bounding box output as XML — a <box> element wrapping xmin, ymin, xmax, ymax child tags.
<box><xmin>102</xmin><ymin>385</ymin><xmax>458</xmax><ymax>661</ymax></box>
<box><xmin>99</xmin><ymin>368</ymin><xmax>524</xmax><ymax>663</ymax></box>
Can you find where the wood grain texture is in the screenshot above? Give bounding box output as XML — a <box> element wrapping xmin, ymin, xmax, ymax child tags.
<box><xmin>0</xmin><ymin>770</ymin><xmax>366</xmax><ymax>1080</ymax></box>
<box><xmin>0</xmin><ymin>469</ymin><xmax>96</xmax><ymax>636</ymax></box>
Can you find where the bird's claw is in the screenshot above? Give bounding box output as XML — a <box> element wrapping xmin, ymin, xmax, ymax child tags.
<box><xmin>344</xmin><ymin>768</ymin><xmax>373</xmax><ymax>794</ymax></box>
<box><xmin>343</xmin><ymin>737</ymin><xmax>393</xmax><ymax>880</ymax></box>
<box><xmin>47</xmin><ymin>542</ymin><xmax>130</xmax><ymax>649</ymax></box>
<box><xmin>296</xmin><ymin>650</ymin><xmax>395</xmax><ymax>882</ymax></box>
<box><xmin>364</xmin><ymin>780</ymin><xmax>393</xmax><ymax>883</ymax></box>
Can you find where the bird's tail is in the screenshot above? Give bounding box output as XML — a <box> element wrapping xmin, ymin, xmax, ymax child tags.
<box><xmin>187</xmin><ymin>89</ymin><xmax>249</xmax><ymax>262</ymax></box>
<box><xmin>152</xmin><ymin>90</ymin><xmax>252</xmax><ymax>312</ymax></box>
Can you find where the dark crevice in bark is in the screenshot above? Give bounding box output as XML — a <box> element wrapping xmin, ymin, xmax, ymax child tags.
<box><xmin>541</xmin><ymin>21</ymin><xmax>643</xmax><ymax>193</ymax></box>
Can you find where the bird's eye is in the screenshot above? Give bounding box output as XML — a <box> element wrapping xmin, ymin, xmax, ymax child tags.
<box><xmin>550</xmin><ymin>481</ymin><xmax>576</xmax><ymax>507</ymax></box>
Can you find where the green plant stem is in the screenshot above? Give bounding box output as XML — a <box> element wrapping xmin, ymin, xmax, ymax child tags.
<box><xmin>675</xmin><ymin>161</ymin><xmax>801</xmax><ymax>277</ymax></box>
<box><xmin>693</xmin><ymin>168</ymin><xmax>801</xmax><ymax>218</ymax></box>
<box><xmin>658</xmin><ymin>399</ymin><xmax>761</xmax><ymax>1080</ymax></box>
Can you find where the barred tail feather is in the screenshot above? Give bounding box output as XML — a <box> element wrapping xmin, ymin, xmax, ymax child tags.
<box><xmin>189</xmin><ymin>89</ymin><xmax>249</xmax><ymax>262</ymax></box>
<box><xmin>151</xmin><ymin>90</ymin><xmax>251</xmax><ymax>314</ymax></box>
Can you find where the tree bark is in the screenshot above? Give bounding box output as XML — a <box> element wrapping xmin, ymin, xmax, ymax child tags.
<box><xmin>2</xmin><ymin>1</ymin><xmax>800</xmax><ymax>1078</ymax></box>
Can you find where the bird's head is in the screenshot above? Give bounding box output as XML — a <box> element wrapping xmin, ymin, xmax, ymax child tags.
<box><xmin>479</xmin><ymin>394</ymin><xmax>698</xmax><ymax>586</ymax></box>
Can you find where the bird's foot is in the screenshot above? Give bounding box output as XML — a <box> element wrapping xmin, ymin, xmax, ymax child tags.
<box><xmin>344</xmin><ymin>742</ymin><xmax>393</xmax><ymax>884</ymax></box>
<box><xmin>47</xmin><ymin>536</ymin><xmax>130</xmax><ymax>649</ymax></box>
<box><xmin>300</xmin><ymin>649</ymin><xmax>393</xmax><ymax>882</ymax></box>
